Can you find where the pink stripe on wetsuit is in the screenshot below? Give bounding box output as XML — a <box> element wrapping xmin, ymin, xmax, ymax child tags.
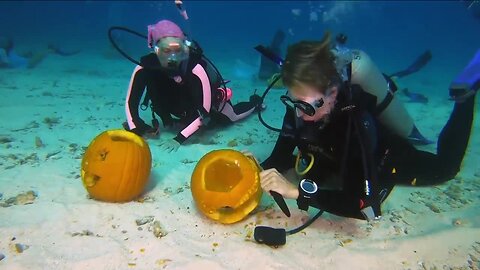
<box><xmin>218</xmin><ymin>101</ymin><xmax>255</xmax><ymax>122</ymax></box>
<box><xmin>177</xmin><ymin>63</ymin><xmax>212</xmax><ymax>141</ymax></box>
<box><xmin>125</xmin><ymin>65</ymin><xmax>144</xmax><ymax>129</ymax></box>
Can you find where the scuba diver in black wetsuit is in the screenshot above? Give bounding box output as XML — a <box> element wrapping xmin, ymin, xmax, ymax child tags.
<box><xmin>249</xmin><ymin>32</ymin><xmax>479</xmax><ymax>222</ymax></box>
<box><xmin>122</xmin><ymin>20</ymin><xmax>263</xmax><ymax>152</ymax></box>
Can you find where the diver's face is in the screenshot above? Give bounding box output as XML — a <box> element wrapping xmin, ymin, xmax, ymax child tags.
<box><xmin>155</xmin><ymin>37</ymin><xmax>189</xmax><ymax>69</ymax></box>
<box><xmin>288</xmin><ymin>83</ymin><xmax>338</xmax><ymax>122</ymax></box>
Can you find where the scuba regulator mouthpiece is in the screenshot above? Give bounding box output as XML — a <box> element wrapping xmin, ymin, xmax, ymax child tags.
<box><xmin>167</xmin><ymin>59</ymin><xmax>179</xmax><ymax>68</ymax></box>
<box><xmin>336</xmin><ymin>33</ymin><xmax>347</xmax><ymax>45</ymax></box>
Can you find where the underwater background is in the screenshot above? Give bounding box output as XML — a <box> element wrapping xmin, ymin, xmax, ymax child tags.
<box><xmin>0</xmin><ymin>1</ymin><xmax>479</xmax><ymax>269</ymax></box>
<box><xmin>1</xmin><ymin>1</ymin><xmax>479</xmax><ymax>90</ymax></box>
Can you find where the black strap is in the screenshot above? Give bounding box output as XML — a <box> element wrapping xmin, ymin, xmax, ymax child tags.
<box><xmin>373</xmin><ymin>74</ymin><xmax>398</xmax><ymax>116</ymax></box>
<box><xmin>345</xmin><ymin>63</ymin><xmax>382</xmax><ymax>219</ymax></box>
<box><xmin>373</xmin><ymin>91</ymin><xmax>393</xmax><ymax>116</ymax></box>
<box><xmin>351</xmin><ymin>112</ymin><xmax>382</xmax><ymax>218</ymax></box>
<box><xmin>296</xmin><ymin>185</ymin><xmax>310</xmax><ymax>211</ymax></box>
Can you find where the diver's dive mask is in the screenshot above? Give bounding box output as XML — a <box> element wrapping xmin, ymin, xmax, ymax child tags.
<box><xmin>155</xmin><ymin>38</ymin><xmax>190</xmax><ymax>68</ymax></box>
<box><xmin>280</xmin><ymin>94</ymin><xmax>324</xmax><ymax>117</ymax></box>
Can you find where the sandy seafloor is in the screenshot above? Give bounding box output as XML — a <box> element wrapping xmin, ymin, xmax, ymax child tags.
<box><xmin>0</xmin><ymin>45</ymin><xmax>479</xmax><ymax>270</ymax></box>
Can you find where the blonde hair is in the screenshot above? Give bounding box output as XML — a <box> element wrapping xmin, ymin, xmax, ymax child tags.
<box><xmin>282</xmin><ymin>32</ymin><xmax>339</xmax><ymax>93</ymax></box>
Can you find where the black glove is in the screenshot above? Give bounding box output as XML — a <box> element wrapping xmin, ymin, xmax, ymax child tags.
<box><xmin>123</xmin><ymin>121</ymin><xmax>157</xmax><ymax>137</ymax></box>
<box><xmin>250</xmin><ymin>94</ymin><xmax>266</xmax><ymax>111</ymax></box>
<box><xmin>249</xmin><ymin>94</ymin><xmax>263</xmax><ymax>106</ymax></box>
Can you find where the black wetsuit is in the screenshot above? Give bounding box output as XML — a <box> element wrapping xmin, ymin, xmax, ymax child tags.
<box><xmin>125</xmin><ymin>50</ymin><xmax>258</xmax><ymax>144</ymax></box>
<box><xmin>261</xmin><ymin>83</ymin><xmax>475</xmax><ymax>220</ymax></box>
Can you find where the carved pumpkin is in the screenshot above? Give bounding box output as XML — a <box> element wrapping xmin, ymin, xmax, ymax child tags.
<box><xmin>81</xmin><ymin>130</ymin><xmax>152</xmax><ymax>202</ymax></box>
<box><xmin>191</xmin><ymin>149</ymin><xmax>262</xmax><ymax>224</ymax></box>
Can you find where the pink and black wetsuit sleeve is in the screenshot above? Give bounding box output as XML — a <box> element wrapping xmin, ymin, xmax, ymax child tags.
<box><xmin>174</xmin><ymin>62</ymin><xmax>213</xmax><ymax>144</ymax></box>
<box><xmin>125</xmin><ymin>65</ymin><xmax>148</xmax><ymax>130</ymax></box>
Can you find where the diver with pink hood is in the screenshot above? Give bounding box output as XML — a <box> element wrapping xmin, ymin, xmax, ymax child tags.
<box><xmin>123</xmin><ymin>19</ymin><xmax>263</xmax><ymax>152</ymax></box>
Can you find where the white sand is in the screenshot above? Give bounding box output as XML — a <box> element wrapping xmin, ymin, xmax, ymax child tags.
<box><xmin>1</xmin><ymin>50</ymin><xmax>479</xmax><ymax>270</ymax></box>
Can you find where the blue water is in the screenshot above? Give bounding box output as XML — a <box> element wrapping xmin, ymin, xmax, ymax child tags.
<box><xmin>1</xmin><ymin>1</ymin><xmax>478</xmax><ymax>85</ymax></box>
<box><xmin>1</xmin><ymin>1</ymin><xmax>478</xmax><ymax>57</ymax></box>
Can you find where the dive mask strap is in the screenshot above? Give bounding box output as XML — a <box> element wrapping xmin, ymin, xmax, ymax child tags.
<box><xmin>280</xmin><ymin>94</ymin><xmax>324</xmax><ymax>117</ymax></box>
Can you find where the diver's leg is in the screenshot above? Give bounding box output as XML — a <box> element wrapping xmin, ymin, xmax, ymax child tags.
<box><xmin>436</xmin><ymin>94</ymin><xmax>475</xmax><ymax>173</ymax></box>
<box><xmin>449</xmin><ymin>49</ymin><xmax>480</xmax><ymax>101</ymax></box>
<box><xmin>218</xmin><ymin>101</ymin><xmax>256</xmax><ymax>122</ymax></box>
<box><xmin>386</xmin><ymin>85</ymin><xmax>476</xmax><ymax>186</ymax></box>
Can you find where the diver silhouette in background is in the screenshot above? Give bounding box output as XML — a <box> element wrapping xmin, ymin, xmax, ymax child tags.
<box><xmin>258</xmin><ymin>29</ymin><xmax>286</xmax><ymax>81</ymax></box>
<box><xmin>0</xmin><ymin>36</ymin><xmax>80</xmax><ymax>69</ymax></box>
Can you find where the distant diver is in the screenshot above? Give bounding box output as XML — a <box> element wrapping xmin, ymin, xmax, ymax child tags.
<box><xmin>0</xmin><ymin>36</ymin><xmax>80</xmax><ymax>69</ymax></box>
<box><xmin>258</xmin><ymin>29</ymin><xmax>286</xmax><ymax>81</ymax></box>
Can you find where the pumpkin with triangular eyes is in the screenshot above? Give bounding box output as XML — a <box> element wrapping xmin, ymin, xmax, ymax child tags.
<box><xmin>191</xmin><ymin>149</ymin><xmax>262</xmax><ymax>224</ymax></box>
<box><xmin>81</xmin><ymin>130</ymin><xmax>152</xmax><ymax>202</ymax></box>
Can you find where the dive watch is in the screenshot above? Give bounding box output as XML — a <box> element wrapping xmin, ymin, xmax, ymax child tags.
<box><xmin>297</xmin><ymin>179</ymin><xmax>318</xmax><ymax>211</ymax></box>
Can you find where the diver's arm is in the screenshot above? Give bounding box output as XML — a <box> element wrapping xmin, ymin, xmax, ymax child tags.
<box><xmin>125</xmin><ymin>65</ymin><xmax>150</xmax><ymax>131</ymax></box>
<box><xmin>174</xmin><ymin>63</ymin><xmax>212</xmax><ymax>144</ymax></box>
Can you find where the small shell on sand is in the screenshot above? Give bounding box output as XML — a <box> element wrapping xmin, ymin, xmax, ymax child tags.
<box><xmin>135</xmin><ymin>216</ymin><xmax>154</xmax><ymax>226</ymax></box>
<box><xmin>14</xmin><ymin>191</ymin><xmax>37</xmax><ymax>205</ymax></box>
<box><xmin>227</xmin><ymin>139</ymin><xmax>238</xmax><ymax>147</ymax></box>
<box><xmin>35</xmin><ymin>136</ymin><xmax>44</xmax><ymax>148</ymax></box>
<box><xmin>16</xmin><ymin>243</ymin><xmax>29</xmax><ymax>253</ymax></box>
<box><xmin>2</xmin><ymin>190</ymin><xmax>37</xmax><ymax>207</ymax></box>
<box><xmin>10</xmin><ymin>243</ymin><xmax>29</xmax><ymax>253</ymax></box>
<box><xmin>0</xmin><ymin>253</ymin><xmax>5</xmax><ymax>261</ymax></box>
<box><xmin>152</xmin><ymin>221</ymin><xmax>167</xmax><ymax>238</ymax></box>
<box><xmin>156</xmin><ymin>259</ymin><xmax>172</xmax><ymax>266</ymax></box>
<box><xmin>339</xmin><ymin>239</ymin><xmax>353</xmax><ymax>247</ymax></box>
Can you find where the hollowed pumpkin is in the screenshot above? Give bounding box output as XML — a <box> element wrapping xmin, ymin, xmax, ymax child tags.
<box><xmin>191</xmin><ymin>149</ymin><xmax>262</xmax><ymax>224</ymax></box>
<box><xmin>81</xmin><ymin>129</ymin><xmax>152</xmax><ymax>202</ymax></box>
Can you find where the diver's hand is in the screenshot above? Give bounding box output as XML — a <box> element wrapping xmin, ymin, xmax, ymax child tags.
<box><xmin>260</xmin><ymin>168</ymin><xmax>299</xmax><ymax>200</ymax></box>
<box><xmin>159</xmin><ymin>138</ymin><xmax>181</xmax><ymax>153</ymax></box>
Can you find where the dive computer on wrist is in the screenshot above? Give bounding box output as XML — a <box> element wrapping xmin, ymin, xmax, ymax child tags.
<box><xmin>297</xmin><ymin>179</ymin><xmax>318</xmax><ymax>211</ymax></box>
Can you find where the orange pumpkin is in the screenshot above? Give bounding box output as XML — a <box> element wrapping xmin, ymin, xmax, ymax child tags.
<box><xmin>191</xmin><ymin>149</ymin><xmax>262</xmax><ymax>224</ymax></box>
<box><xmin>81</xmin><ymin>129</ymin><xmax>152</xmax><ymax>202</ymax></box>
